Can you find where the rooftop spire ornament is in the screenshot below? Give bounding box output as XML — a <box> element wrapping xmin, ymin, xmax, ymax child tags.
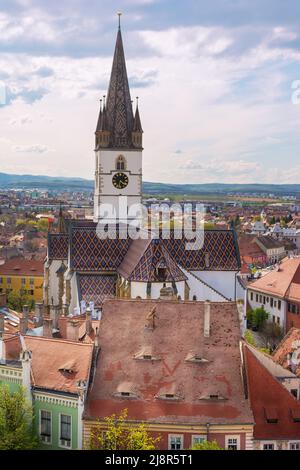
<box><xmin>117</xmin><ymin>11</ymin><xmax>122</xmax><ymax>30</ymax></box>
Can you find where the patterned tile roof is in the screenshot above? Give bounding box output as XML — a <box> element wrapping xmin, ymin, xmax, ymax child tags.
<box><xmin>78</xmin><ymin>274</ymin><xmax>116</xmax><ymax>308</ymax></box>
<box><xmin>70</xmin><ymin>225</ymin><xmax>131</xmax><ymax>272</ymax></box>
<box><xmin>50</xmin><ymin>221</ymin><xmax>240</xmax><ymax>274</ymax></box>
<box><xmin>48</xmin><ymin>233</ymin><xmax>69</xmax><ymax>260</ymax></box>
<box><xmin>162</xmin><ymin>230</ymin><xmax>240</xmax><ymax>271</ymax></box>
<box><xmin>123</xmin><ymin>238</ymin><xmax>187</xmax><ymax>282</ymax></box>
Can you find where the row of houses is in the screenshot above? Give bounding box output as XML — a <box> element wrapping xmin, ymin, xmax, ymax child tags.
<box><xmin>1</xmin><ymin>296</ymin><xmax>300</xmax><ymax>450</ymax></box>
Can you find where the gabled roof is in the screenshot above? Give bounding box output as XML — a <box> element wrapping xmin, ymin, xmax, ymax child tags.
<box><xmin>85</xmin><ymin>299</ymin><xmax>253</xmax><ymax>425</ymax></box>
<box><xmin>244</xmin><ymin>343</ymin><xmax>300</xmax><ymax>440</ymax></box>
<box><xmin>118</xmin><ymin>238</ymin><xmax>187</xmax><ymax>282</ymax></box>
<box><xmin>248</xmin><ymin>257</ymin><xmax>300</xmax><ymax>298</ymax></box>
<box><xmin>0</xmin><ymin>259</ymin><xmax>44</xmax><ymax>276</ymax></box>
<box><xmin>49</xmin><ymin>220</ymin><xmax>240</xmax><ymax>273</ymax></box>
<box><xmin>3</xmin><ymin>335</ymin><xmax>94</xmax><ymax>395</ymax></box>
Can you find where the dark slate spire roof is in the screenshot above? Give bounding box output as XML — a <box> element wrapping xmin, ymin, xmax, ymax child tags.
<box><xmin>105</xmin><ymin>27</ymin><xmax>134</xmax><ymax>148</ymax></box>
<box><xmin>96</xmin><ymin>100</ymin><xmax>103</xmax><ymax>132</ymax></box>
<box><xmin>57</xmin><ymin>205</ymin><xmax>67</xmax><ymax>234</ymax></box>
<box><xmin>133</xmin><ymin>101</ymin><xmax>143</xmax><ymax>132</ymax></box>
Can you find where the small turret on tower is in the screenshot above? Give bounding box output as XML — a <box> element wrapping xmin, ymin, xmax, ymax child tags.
<box><xmin>132</xmin><ymin>97</ymin><xmax>143</xmax><ymax>149</ymax></box>
<box><xmin>95</xmin><ymin>96</ymin><xmax>111</xmax><ymax>149</ymax></box>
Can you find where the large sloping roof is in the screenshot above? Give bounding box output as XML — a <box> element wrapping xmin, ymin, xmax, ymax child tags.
<box><xmin>85</xmin><ymin>299</ymin><xmax>253</xmax><ymax>425</ymax></box>
<box><xmin>244</xmin><ymin>343</ymin><xmax>300</xmax><ymax>440</ymax></box>
<box><xmin>48</xmin><ymin>221</ymin><xmax>240</xmax><ymax>274</ymax></box>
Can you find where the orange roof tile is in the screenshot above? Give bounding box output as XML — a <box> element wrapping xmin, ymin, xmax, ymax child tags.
<box><xmin>249</xmin><ymin>257</ymin><xmax>300</xmax><ymax>298</ymax></box>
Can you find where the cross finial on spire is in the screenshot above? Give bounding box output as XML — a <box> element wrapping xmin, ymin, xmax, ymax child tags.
<box><xmin>117</xmin><ymin>11</ymin><xmax>122</xmax><ymax>30</ymax></box>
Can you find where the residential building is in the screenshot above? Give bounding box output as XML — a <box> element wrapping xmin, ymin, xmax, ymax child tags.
<box><xmin>83</xmin><ymin>298</ymin><xmax>254</xmax><ymax>450</ymax></box>
<box><xmin>255</xmin><ymin>236</ymin><xmax>286</xmax><ymax>264</ymax></box>
<box><xmin>247</xmin><ymin>257</ymin><xmax>300</xmax><ymax>331</ymax></box>
<box><xmin>0</xmin><ymin>259</ymin><xmax>44</xmax><ymax>302</ymax></box>
<box><xmin>0</xmin><ymin>331</ymin><xmax>94</xmax><ymax>450</ymax></box>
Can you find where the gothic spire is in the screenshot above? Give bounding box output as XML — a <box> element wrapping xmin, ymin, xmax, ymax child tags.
<box><xmin>105</xmin><ymin>21</ymin><xmax>134</xmax><ymax>148</ymax></box>
<box><xmin>133</xmin><ymin>98</ymin><xmax>143</xmax><ymax>132</ymax></box>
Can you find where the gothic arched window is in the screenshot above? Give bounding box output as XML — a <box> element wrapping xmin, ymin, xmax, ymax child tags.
<box><xmin>116</xmin><ymin>155</ymin><xmax>126</xmax><ymax>171</ymax></box>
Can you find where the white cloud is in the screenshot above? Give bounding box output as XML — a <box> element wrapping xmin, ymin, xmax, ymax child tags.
<box><xmin>13</xmin><ymin>144</ymin><xmax>50</xmax><ymax>153</ymax></box>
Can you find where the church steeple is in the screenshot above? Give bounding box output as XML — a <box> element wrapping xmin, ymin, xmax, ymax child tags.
<box><xmin>96</xmin><ymin>16</ymin><xmax>135</xmax><ymax>149</ymax></box>
<box><xmin>93</xmin><ymin>14</ymin><xmax>143</xmax><ymax>223</ymax></box>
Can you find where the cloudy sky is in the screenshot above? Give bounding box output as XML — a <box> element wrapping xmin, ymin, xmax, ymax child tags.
<box><xmin>0</xmin><ymin>0</ymin><xmax>300</xmax><ymax>184</ymax></box>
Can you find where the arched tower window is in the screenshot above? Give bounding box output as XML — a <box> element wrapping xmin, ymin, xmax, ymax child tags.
<box><xmin>116</xmin><ymin>155</ymin><xmax>126</xmax><ymax>171</ymax></box>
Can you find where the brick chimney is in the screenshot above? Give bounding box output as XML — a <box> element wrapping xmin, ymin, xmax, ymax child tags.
<box><xmin>43</xmin><ymin>318</ymin><xmax>53</xmax><ymax>338</ymax></box>
<box><xmin>204</xmin><ymin>301</ymin><xmax>211</xmax><ymax>338</ymax></box>
<box><xmin>67</xmin><ymin>320</ymin><xmax>80</xmax><ymax>342</ymax></box>
<box><xmin>86</xmin><ymin>307</ymin><xmax>92</xmax><ymax>336</ymax></box>
<box><xmin>35</xmin><ymin>303</ymin><xmax>44</xmax><ymax>327</ymax></box>
<box><xmin>50</xmin><ymin>305</ymin><xmax>60</xmax><ymax>330</ymax></box>
<box><xmin>20</xmin><ymin>305</ymin><xmax>29</xmax><ymax>336</ymax></box>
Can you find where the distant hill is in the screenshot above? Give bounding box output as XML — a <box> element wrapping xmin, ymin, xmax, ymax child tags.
<box><xmin>0</xmin><ymin>172</ymin><xmax>300</xmax><ymax>196</ymax></box>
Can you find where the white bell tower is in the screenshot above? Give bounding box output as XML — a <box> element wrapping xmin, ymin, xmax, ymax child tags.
<box><xmin>93</xmin><ymin>17</ymin><xmax>143</xmax><ymax>223</ymax></box>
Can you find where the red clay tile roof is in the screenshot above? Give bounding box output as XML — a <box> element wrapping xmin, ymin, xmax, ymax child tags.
<box><xmin>0</xmin><ymin>259</ymin><xmax>44</xmax><ymax>276</ymax></box>
<box><xmin>244</xmin><ymin>343</ymin><xmax>300</xmax><ymax>439</ymax></box>
<box><xmin>85</xmin><ymin>299</ymin><xmax>253</xmax><ymax>425</ymax></box>
<box><xmin>26</xmin><ymin>337</ymin><xmax>93</xmax><ymax>394</ymax></box>
<box><xmin>3</xmin><ymin>335</ymin><xmax>94</xmax><ymax>394</ymax></box>
<box><xmin>249</xmin><ymin>257</ymin><xmax>300</xmax><ymax>298</ymax></box>
<box><xmin>273</xmin><ymin>328</ymin><xmax>300</xmax><ymax>377</ymax></box>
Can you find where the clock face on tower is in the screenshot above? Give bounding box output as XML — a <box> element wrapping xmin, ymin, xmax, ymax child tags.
<box><xmin>112</xmin><ymin>172</ymin><xmax>129</xmax><ymax>189</ymax></box>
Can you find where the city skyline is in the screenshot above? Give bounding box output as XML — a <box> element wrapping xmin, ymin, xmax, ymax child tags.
<box><xmin>0</xmin><ymin>0</ymin><xmax>300</xmax><ymax>184</ymax></box>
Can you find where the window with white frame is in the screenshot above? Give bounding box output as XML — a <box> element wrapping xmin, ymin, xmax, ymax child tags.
<box><xmin>192</xmin><ymin>435</ymin><xmax>206</xmax><ymax>446</ymax></box>
<box><xmin>59</xmin><ymin>414</ymin><xmax>72</xmax><ymax>448</ymax></box>
<box><xmin>225</xmin><ymin>435</ymin><xmax>240</xmax><ymax>450</ymax></box>
<box><xmin>40</xmin><ymin>410</ymin><xmax>52</xmax><ymax>444</ymax></box>
<box><xmin>169</xmin><ymin>434</ymin><xmax>183</xmax><ymax>450</ymax></box>
<box><xmin>262</xmin><ymin>442</ymin><xmax>276</xmax><ymax>450</ymax></box>
<box><xmin>289</xmin><ymin>442</ymin><xmax>300</xmax><ymax>450</ymax></box>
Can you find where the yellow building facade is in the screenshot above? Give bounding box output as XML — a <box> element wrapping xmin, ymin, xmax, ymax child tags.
<box><xmin>0</xmin><ymin>259</ymin><xmax>44</xmax><ymax>303</ymax></box>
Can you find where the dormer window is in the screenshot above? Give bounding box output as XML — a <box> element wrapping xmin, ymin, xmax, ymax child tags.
<box><xmin>157</xmin><ymin>393</ymin><xmax>182</xmax><ymax>401</ymax></box>
<box><xmin>114</xmin><ymin>382</ymin><xmax>137</xmax><ymax>399</ymax></box>
<box><xmin>156</xmin><ymin>260</ymin><xmax>167</xmax><ymax>281</ymax></box>
<box><xmin>199</xmin><ymin>394</ymin><xmax>227</xmax><ymax>401</ymax></box>
<box><xmin>116</xmin><ymin>155</ymin><xmax>126</xmax><ymax>170</ymax></box>
<box><xmin>185</xmin><ymin>353</ymin><xmax>209</xmax><ymax>364</ymax></box>
<box><xmin>134</xmin><ymin>349</ymin><xmax>161</xmax><ymax>362</ymax></box>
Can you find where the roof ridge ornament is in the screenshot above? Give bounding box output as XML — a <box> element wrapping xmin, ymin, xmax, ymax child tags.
<box><xmin>117</xmin><ymin>11</ymin><xmax>122</xmax><ymax>30</ymax></box>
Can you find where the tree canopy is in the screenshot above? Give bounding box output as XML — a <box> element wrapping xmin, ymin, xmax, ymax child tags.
<box><xmin>0</xmin><ymin>385</ymin><xmax>38</xmax><ymax>450</ymax></box>
<box><xmin>90</xmin><ymin>409</ymin><xmax>160</xmax><ymax>450</ymax></box>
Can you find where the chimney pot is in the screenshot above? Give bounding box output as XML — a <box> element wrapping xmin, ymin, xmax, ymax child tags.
<box><xmin>204</xmin><ymin>301</ymin><xmax>211</xmax><ymax>338</ymax></box>
<box><xmin>43</xmin><ymin>318</ymin><xmax>53</xmax><ymax>338</ymax></box>
<box><xmin>35</xmin><ymin>303</ymin><xmax>44</xmax><ymax>327</ymax></box>
<box><xmin>86</xmin><ymin>307</ymin><xmax>92</xmax><ymax>336</ymax></box>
